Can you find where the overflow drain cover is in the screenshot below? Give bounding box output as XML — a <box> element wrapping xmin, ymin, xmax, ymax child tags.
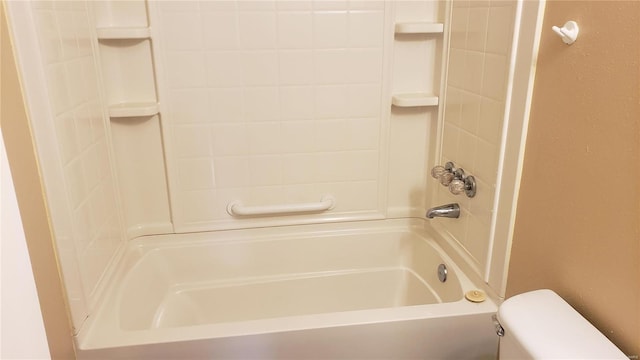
<box><xmin>437</xmin><ymin>264</ymin><xmax>447</xmax><ymax>282</ymax></box>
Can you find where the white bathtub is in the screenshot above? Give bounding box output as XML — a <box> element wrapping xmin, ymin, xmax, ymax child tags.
<box><xmin>77</xmin><ymin>219</ymin><xmax>498</xmax><ymax>359</ymax></box>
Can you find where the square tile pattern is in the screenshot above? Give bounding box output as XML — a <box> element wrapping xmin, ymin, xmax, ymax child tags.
<box><xmin>26</xmin><ymin>0</ymin><xmax>513</xmax><ymax>332</ymax></box>
<box><xmin>31</xmin><ymin>0</ymin><xmax>125</xmax><ymax>329</ymax></box>
<box><xmin>439</xmin><ymin>0</ymin><xmax>516</xmax><ymax>269</ymax></box>
<box><xmin>155</xmin><ymin>1</ymin><xmax>387</xmax><ymax>229</ymax></box>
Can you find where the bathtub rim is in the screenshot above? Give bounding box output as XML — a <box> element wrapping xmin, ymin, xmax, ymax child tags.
<box><xmin>80</xmin><ymin>298</ymin><xmax>497</xmax><ymax>349</ymax></box>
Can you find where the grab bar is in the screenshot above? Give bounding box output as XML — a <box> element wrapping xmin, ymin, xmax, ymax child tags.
<box><xmin>227</xmin><ymin>196</ymin><xmax>335</xmax><ymax>217</ymax></box>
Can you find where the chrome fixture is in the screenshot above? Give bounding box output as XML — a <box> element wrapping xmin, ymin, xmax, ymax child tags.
<box><xmin>430</xmin><ymin>161</ymin><xmax>477</xmax><ymax>198</ymax></box>
<box><xmin>426</xmin><ymin>203</ymin><xmax>460</xmax><ymax>219</ymax></box>
<box><xmin>492</xmin><ymin>314</ymin><xmax>505</xmax><ymax>337</ymax></box>
<box><xmin>437</xmin><ymin>264</ymin><xmax>448</xmax><ymax>283</ymax></box>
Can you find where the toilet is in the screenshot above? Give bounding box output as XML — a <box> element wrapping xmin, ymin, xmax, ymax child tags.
<box><xmin>497</xmin><ymin>289</ymin><xmax>628</xmax><ymax>359</ymax></box>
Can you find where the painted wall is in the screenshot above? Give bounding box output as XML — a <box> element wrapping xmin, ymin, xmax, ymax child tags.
<box><xmin>1</xmin><ymin>5</ymin><xmax>49</xmax><ymax>356</ymax></box>
<box><xmin>0</xmin><ymin>131</ymin><xmax>51</xmax><ymax>360</ymax></box>
<box><xmin>506</xmin><ymin>0</ymin><xmax>640</xmax><ymax>355</ymax></box>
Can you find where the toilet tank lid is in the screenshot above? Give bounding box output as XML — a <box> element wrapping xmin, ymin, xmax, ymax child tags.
<box><xmin>497</xmin><ymin>289</ymin><xmax>627</xmax><ymax>359</ymax></box>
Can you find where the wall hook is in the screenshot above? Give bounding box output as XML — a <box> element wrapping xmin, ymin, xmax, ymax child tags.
<box><xmin>552</xmin><ymin>21</ymin><xmax>579</xmax><ymax>45</ymax></box>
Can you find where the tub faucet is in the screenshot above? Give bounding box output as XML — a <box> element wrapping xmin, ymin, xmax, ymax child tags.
<box><xmin>426</xmin><ymin>203</ymin><xmax>460</xmax><ymax>219</ymax></box>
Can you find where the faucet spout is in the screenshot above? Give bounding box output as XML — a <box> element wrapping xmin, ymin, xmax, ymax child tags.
<box><xmin>426</xmin><ymin>203</ymin><xmax>460</xmax><ymax>219</ymax></box>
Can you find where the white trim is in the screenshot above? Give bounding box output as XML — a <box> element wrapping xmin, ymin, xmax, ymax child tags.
<box><xmin>487</xmin><ymin>0</ymin><xmax>547</xmax><ymax>296</ymax></box>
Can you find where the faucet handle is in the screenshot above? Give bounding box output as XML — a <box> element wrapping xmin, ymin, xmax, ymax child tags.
<box><xmin>431</xmin><ymin>165</ymin><xmax>455</xmax><ymax>185</ymax></box>
<box><xmin>449</xmin><ymin>179</ymin><xmax>465</xmax><ymax>195</ymax></box>
<box><xmin>449</xmin><ymin>176</ymin><xmax>476</xmax><ymax>197</ymax></box>
<box><xmin>439</xmin><ymin>172</ymin><xmax>454</xmax><ymax>186</ymax></box>
<box><xmin>431</xmin><ymin>163</ymin><xmax>458</xmax><ymax>186</ymax></box>
<box><xmin>430</xmin><ymin>165</ymin><xmax>446</xmax><ymax>179</ymax></box>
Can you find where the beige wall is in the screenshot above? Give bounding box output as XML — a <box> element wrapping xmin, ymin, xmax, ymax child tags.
<box><xmin>507</xmin><ymin>0</ymin><xmax>640</xmax><ymax>355</ymax></box>
<box><xmin>1</xmin><ymin>3</ymin><xmax>75</xmax><ymax>359</ymax></box>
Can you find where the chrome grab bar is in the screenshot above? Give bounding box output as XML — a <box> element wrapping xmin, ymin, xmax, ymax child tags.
<box><xmin>227</xmin><ymin>196</ymin><xmax>335</xmax><ymax>217</ymax></box>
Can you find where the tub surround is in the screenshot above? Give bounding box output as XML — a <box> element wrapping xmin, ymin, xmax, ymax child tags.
<box><xmin>5</xmin><ymin>0</ymin><xmax>127</xmax><ymax>333</ymax></box>
<box><xmin>6</xmin><ymin>0</ymin><xmax>459</xmax><ymax>337</ymax></box>
<box><xmin>436</xmin><ymin>0</ymin><xmax>518</xmax><ymax>280</ymax></box>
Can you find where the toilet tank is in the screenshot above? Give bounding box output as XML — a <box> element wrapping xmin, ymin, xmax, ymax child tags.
<box><xmin>497</xmin><ymin>289</ymin><xmax>627</xmax><ymax>359</ymax></box>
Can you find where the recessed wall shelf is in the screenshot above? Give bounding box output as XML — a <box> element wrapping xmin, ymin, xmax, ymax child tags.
<box><xmin>394</xmin><ymin>22</ymin><xmax>444</xmax><ymax>34</ymax></box>
<box><xmin>108</xmin><ymin>102</ymin><xmax>159</xmax><ymax>118</ymax></box>
<box><xmin>97</xmin><ymin>27</ymin><xmax>151</xmax><ymax>40</ymax></box>
<box><xmin>391</xmin><ymin>93</ymin><xmax>439</xmax><ymax>107</ymax></box>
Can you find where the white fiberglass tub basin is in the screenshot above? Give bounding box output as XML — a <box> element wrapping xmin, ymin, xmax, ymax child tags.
<box><xmin>77</xmin><ymin>220</ymin><xmax>498</xmax><ymax>359</ymax></box>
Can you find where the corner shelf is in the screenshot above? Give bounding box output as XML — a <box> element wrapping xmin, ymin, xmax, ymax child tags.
<box><xmin>97</xmin><ymin>27</ymin><xmax>151</xmax><ymax>40</ymax></box>
<box><xmin>391</xmin><ymin>93</ymin><xmax>439</xmax><ymax>108</ymax></box>
<box><xmin>108</xmin><ymin>102</ymin><xmax>159</xmax><ymax>118</ymax></box>
<box><xmin>394</xmin><ymin>22</ymin><xmax>444</xmax><ymax>35</ymax></box>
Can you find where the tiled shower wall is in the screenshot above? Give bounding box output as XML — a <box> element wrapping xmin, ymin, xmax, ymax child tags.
<box><xmin>22</xmin><ymin>1</ymin><xmax>124</xmax><ymax>330</ymax></box>
<box><xmin>153</xmin><ymin>1</ymin><xmax>391</xmax><ymax>231</ymax></box>
<box><xmin>11</xmin><ymin>0</ymin><xmax>442</xmax><ymax>330</ymax></box>
<box><xmin>11</xmin><ymin>0</ymin><xmax>521</xmax><ymax>335</ymax></box>
<box><xmin>436</xmin><ymin>0</ymin><xmax>516</xmax><ymax>274</ymax></box>
<box><xmin>14</xmin><ymin>0</ymin><xmax>443</xmax><ymax>332</ymax></box>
